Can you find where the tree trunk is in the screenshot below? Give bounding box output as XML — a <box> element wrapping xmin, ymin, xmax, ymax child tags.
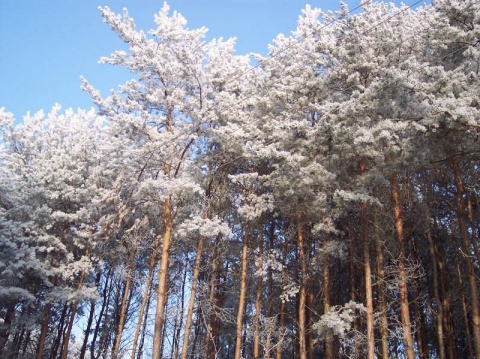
<box><xmin>152</xmin><ymin>195</ymin><xmax>174</xmax><ymax>359</ymax></box>
<box><xmin>62</xmin><ymin>246</ymin><xmax>90</xmax><ymax>359</ymax></box>
<box><xmin>358</xmin><ymin>160</ymin><xmax>375</xmax><ymax>359</ymax></box>
<box><xmin>253</xmin><ymin>221</ymin><xmax>264</xmax><ymax>359</ymax></box>
<box><xmin>189</xmin><ymin>304</ymin><xmax>202</xmax><ymax>358</ymax></box>
<box><xmin>234</xmin><ymin>221</ymin><xmax>250</xmax><ymax>359</ymax></box>
<box><xmin>360</xmin><ymin>202</ymin><xmax>375</xmax><ymax>359</ymax></box>
<box><xmin>91</xmin><ymin>267</ymin><xmax>112</xmax><ymax>359</ymax></box>
<box><xmin>348</xmin><ymin>221</ymin><xmax>360</xmax><ymax>358</ymax></box>
<box><xmin>205</xmin><ymin>236</ymin><xmax>221</xmax><ymax>359</ymax></box>
<box><xmin>276</xmin><ymin>291</ymin><xmax>286</xmax><ymax>359</ymax></box>
<box><xmin>438</xmin><ymin>252</ymin><xmax>456</xmax><ymax>359</ymax></box>
<box><xmin>374</xmin><ymin>227</ymin><xmax>389</xmax><ymax>359</ymax></box>
<box><xmin>323</xmin><ymin>258</ymin><xmax>333</xmax><ymax>359</ymax></box>
<box><xmin>425</xmin><ymin>206</ymin><xmax>446</xmax><ymax>359</ymax></box>
<box><xmin>36</xmin><ymin>302</ymin><xmax>52</xmax><ymax>359</ymax></box>
<box><xmin>172</xmin><ymin>262</ymin><xmax>188</xmax><ymax>359</ymax></box>
<box><xmin>466</xmin><ymin>193</ymin><xmax>480</xmax><ymax>267</ymax></box>
<box><xmin>111</xmin><ymin>249</ymin><xmax>136</xmax><ymax>359</ymax></box>
<box><xmin>153</xmin><ymin>103</ymin><xmax>175</xmax><ymax>359</ymax></box>
<box><xmin>131</xmin><ymin>239</ymin><xmax>159</xmax><ymax>359</ymax></box>
<box><xmin>390</xmin><ymin>173</ymin><xmax>416</xmax><ymax>359</ymax></box>
<box><xmin>297</xmin><ymin>207</ymin><xmax>308</xmax><ymax>359</ymax></box>
<box><xmin>454</xmin><ymin>251</ymin><xmax>473</xmax><ymax>358</ymax></box>
<box><xmin>12</xmin><ymin>327</ymin><xmax>26</xmax><ymax>358</ymax></box>
<box><xmin>0</xmin><ymin>305</ymin><xmax>15</xmax><ymax>356</ymax></box>
<box><xmin>80</xmin><ymin>270</ymin><xmax>102</xmax><ymax>359</ymax></box>
<box><xmin>51</xmin><ymin>304</ymin><xmax>69</xmax><ymax>359</ymax></box>
<box><xmin>181</xmin><ymin>234</ymin><xmax>205</xmax><ymax>359</ymax></box>
<box><xmin>451</xmin><ymin>160</ymin><xmax>480</xmax><ymax>359</ymax></box>
<box><xmin>137</xmin><ymin>282</ymin><xmax>153</xmax><ymax>359</ymax></box>
<box><xmin>307</xmin><ymin>287</ymin><xmax>315</xmax><ymax>359</ymax></box>
<box><xmin>265</xmin><ymin>219</ymin><xmax>275</xmax><ymax>359</ymax></box>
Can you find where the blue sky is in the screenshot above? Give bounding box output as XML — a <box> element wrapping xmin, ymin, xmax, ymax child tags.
<box><xmin>0</xmin><ymin>0</ymin><xmax>424</xmax><ymax>120</ymax></box>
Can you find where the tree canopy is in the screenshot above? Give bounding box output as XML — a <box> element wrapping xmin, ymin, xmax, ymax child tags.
<box><xmin>1</xmin><ymin>1</ymin><xmax>479</xmax><ymax>358</ymax></box>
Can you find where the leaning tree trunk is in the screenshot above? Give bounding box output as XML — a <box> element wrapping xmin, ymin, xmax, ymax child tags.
<box><xmin>390</xmin><ymin>173</ymin><xmax>416</xmax><ymax>359</ymax></box>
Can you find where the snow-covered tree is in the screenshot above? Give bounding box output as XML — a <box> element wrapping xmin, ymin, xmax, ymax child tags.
<box><xmin>0</xmin><ymin>106</ymin><xmax>113</xmax><ymax>357</ymax></box>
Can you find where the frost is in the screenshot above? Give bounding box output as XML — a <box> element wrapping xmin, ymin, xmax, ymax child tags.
<box><xmin>177</xmin><ymin>215</ymin><xmax>232</xmax><ymax>239</ymax></box>
<box><xmin>313</xmin><ymin>301</ymin><xmax>366</xmax><ymax>338</ymax></box>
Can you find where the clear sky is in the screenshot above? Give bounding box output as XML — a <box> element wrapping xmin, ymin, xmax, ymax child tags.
<box><xmin>0</xmin><ymin>0</ymin><xmax>425</xmax><ymax>120</ymax></box>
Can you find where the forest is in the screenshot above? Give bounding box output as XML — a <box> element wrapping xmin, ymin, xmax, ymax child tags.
<box><xmin>0</xmin><ymin>0</ymin><xmax>479</xmax><ymax>358</ymax></box>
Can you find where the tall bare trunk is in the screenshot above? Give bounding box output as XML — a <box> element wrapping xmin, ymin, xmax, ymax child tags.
<box><xmin>323</xmin><ymin>258</ymin><xmax>333</xmax><ymax>359</ymax></box>
<box><xmin>451</xmin><ymin>160</ymin><xmax>480</xmax><ymax>359</ymax></box>
<box><xmin>152</xmin><ymin>195</ymin><xmax>173</xmax><ymax>359</ymax></box>
<box><xmin>390</xmin><ymin>173</ymin><xmax>415</xmax><ymax>359</ymax></box>
<box><xmin>62</xmin><ymin>245</ymin><xmax>90</xmax><ymax>359</ymax></box>
<box><xmin>425</xmin><ymin>207</ymin><xmax>446</xmax><ymax>359</ymax></box>
<box><xmin>276</xmin><ymin>235</ymin><xmax>289</xmax><ymax>359</ymax></box>
<box><xmin>189</xmin><ymin>304</ymin><xmax>202</xmax><ymax>358</ymax></box>
<box><xmin>91</xmin><ymin>267</ymin><xmax>112</xmax><ymax>359</ymax></box>
<box><xmin>466</xmin><ymin>193</ymin><xmax>480</xmax><ymax>267</ymax></box>
<box><xmin>180</xmin><ymin>235</ymin><xmax>204</xmax><ymax>359</ymax></box>
<box><xmin>307</xmin><ymin>287</ymin><xmax>315</xmax><ymax>359</ymax></box>
<box><xmin>276</xmin><ymin>290</ymin><xmax>286</xmax><ymax>359</ymax></box>
<box><xmin>454</xmin><ymin>251</ymin><xmax>473</xmax><ymax>358</ymax></box>
<box><xmin>172</xmin><ymin>262</ymin><xmax>188</xmax><ymax>359</ymax></box>
<box><xmin>181</xmin><ymin>172</ymin><xmax>213</xmax><ymax>359</ymax></box>
<box><xmin>204</xmin><ymin>236</ymin><xmax>221</xmax><ymax>359</ymax></box>
<box><xmin>297</xmin><ymin>207</ymin><xmax>308</xmax><ymax>359</ymax></box>
<box><xmin>112</xmin><ymin>249</ymin><xmax>136</xmax><ymax>359</ymax></box>
<box><xmin>265</xmin><ymin>219</ymin><xmax>275</xmax><ymax>358</ymax></box>
<box><xmin>234</xmin><ymin>222</ymin><xmax>250</xmax><ymax>359</ymax></box>
<box><xmin>438</xmin><ymin>254</ymin><xmax>456</xmax><ymax>359</ymax></box>
<box><xmin>80</xmin><ymin>270</ymin><xmax>102</xmax><ymax>359</ymax></box>
<box><xmin>360</xmin><ymin>202</ymin><xmax>375</xmax><ymax>359</ymax></box>
<box><xmin>359</xmin><ymin>158</ymin><xmax>374</xmax><ymax>359</ymax></box>
<box><xmin>374</xmin><ymin>228</ymin><xmax>389</xmax><ymax>359</ymax></box>
<box><xmin>348</xmin><ymin>222</ymin><xmax>360</xmax><ymax>357</ymax></box>
<box><xmin>137</xmin><ymin>283</ymin><xmax>153</xmax><ymax>359</ymax></box>
<box><xmin>131</xmin><ymin>239</ymin><xmax>159</xmax><ymax>359</ymax></box>
<box><xmin>36</xmin><ymin>303</ymin><xmax>52</xmax><ymax>359</ymax></box>
<box><xmin>50</xmin><ymin>303</ymin><xmax>68</xmax><ymax>359</ymax></box>
<box><xmin>253</xmin><ymin>222</ymin><xmax>264</xmax><ymax>359</ymax></box>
